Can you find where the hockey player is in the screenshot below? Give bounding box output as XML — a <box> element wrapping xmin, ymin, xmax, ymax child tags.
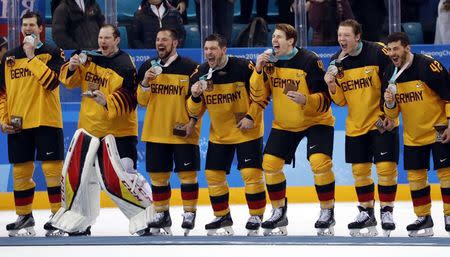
<box><xmin>188</xmin><ymin>34</ymin><xmax>267</xmax><ymax>236</ymax></box>
<box><xmin>251</xmin><ymin>23</ymin><xmax>336</xmax><ymax>236</ymax></box>
<box><xmin>324</xmin><ymin>19</ymin><xmax>399</xmax><ymax>237</ymax></box>
<box><xmin>0</xmin><ymin>11</ymin><xmax>65</xmax><ymax>237</ymax></box>
<box><xmin>384</xmin><ymin>32</ymin><xmax>450</xmax><ymax>237</ymax></box>
<box><xmin>137</xmin><ymin>28</ymin><xmax>200</xmax><ymax>236</ymax></box>
<box><xmin>51</xmin><ymin>24</ymin><xmax>153</xmax><ymax>236</ymax></box>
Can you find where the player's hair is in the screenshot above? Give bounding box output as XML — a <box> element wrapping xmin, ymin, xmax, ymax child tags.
<box><xmin>275</xmin><ymin>23</ymin><xmax>297</xmax><ymax>46</ymax></box>
<box><xmin>387</xmin><ymin>32</ymin><xmax>410</xmax><ymax>47</ymax></box>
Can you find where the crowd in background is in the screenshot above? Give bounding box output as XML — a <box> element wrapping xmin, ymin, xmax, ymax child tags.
<box><xmin>47</xmin><ymin>0</ymin><xmax>450</xmax><ymax>51</ymax></box>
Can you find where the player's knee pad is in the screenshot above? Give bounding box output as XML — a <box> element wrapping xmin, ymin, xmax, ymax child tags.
<box><xmin>309</xmin><ymin>153</ymin><xmax>334</xmax><ymax>184</ymax></box>
<box><xmin>375</xmin><ymin>161</ymin><xmax>397</xmax><ymax>186</ymax></box>
<box><xmin>149</xmin><ymin>172</ymin><xmax>171</xmax><ymax>186</ymax></box>
<box><xmin>41</xmin><ymin>160</ymin><xmax>63</xmax><ymax>187</ymax></box>
<box><xmin>262</xmin><ymin>154</ymin><xmax>286</xmax><ymax>184</ymax></box>
<box><xmin>407</xmin><ymin>169</ymin><xmax>428</xmax><ymax>190</ymax></box>
<box><xmin>352</xmin><ymin>163</ymin><xmax>373</xmax><ymax>186</ymax></box>
<box><xmin>240</xmin><ymin>168</ymin><xmax>265</xmax><ymax>192</ymax></box>
<box><xmin>178</xmin><ymin>171</ymin><xmax>198</xmax><ymax>184</ymax></box>
<box><xmin>51</xmin><ymin>129</ymin><xmax>101</xmax><ymax>234</ymax></box>
<box><xmin>262</xmin><ymin>154</ymin><xmax>285</xmax><ymax>172</ymax></box>
<box><xmin>437</xmin><ymin>167</ymin><xmax>450</xmax><ymax>188</ymax></box>
<box><xmin>95</xmin><ymin>134</ymin><xmax>154</xmax><ymax>235</ymax></box>
<box><xmin>205</xmin><ymin>169</ymin><xmax>227</xmax><ymax>186</ymax></box>
<box><xmin>13</xmin><ymin>161</ymin><xmax>35</xmax><ymax>190</ymax></box>
<box><xmin>205</xmin><ymin>169</ymin><xmax>228</xmax><ymax>196</ymax></box>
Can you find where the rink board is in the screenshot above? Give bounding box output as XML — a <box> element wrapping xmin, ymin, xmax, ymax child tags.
<box><xmin>1</xmin><ymin>235</ymin><xmax>450</xmax><ymax>247</ymax></box>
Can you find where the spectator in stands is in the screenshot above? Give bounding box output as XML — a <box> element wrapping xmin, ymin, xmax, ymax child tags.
<box><xmin>52</xmin><ymin>0</ymin><xmax>105</xmax><ymax>50</ymax></box>
<box><xmin>0</xmin><ymin>37</ymin><xmax>7</xmax><ymax>61</ymax></box>
<box><xmin>168</xmin><ymin>0</ymin><xmax>188</xmax><ymax>24</ymax></box>
<box><xmin>349</xmin><ymin>0</ymin><xmax>387</xmax><ymax>41</ymax></box>
<box><xmin>239</xmin><ymin>0</ymin><xmax>269</xmax><ymax>23</ymax></box>
<box><xmin>277</xmin><ymin>0</ymin><xmax>294</xmax><ymax>25</ymax></box>
<box><xmin>309</xmin><ymin>0</ymin><xmax>354</xmax><ymax>46</ymax></box>
<box><xmin>194</xmin><ymin>0</ymin><xmax>234</xmax><ymax>44</ymax></box>
<box><xmin>435</xmin><ymin>0</ymin><xmax>450</xmax><ymax>44</ymax></box>
<box><xmin>131</xmin><ymin>0</ymin><xmax>186</xmax><ymax>49</ymax></box>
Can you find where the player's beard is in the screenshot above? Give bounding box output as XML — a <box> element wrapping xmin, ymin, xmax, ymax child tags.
<box><xmin>158</xmin><ymin>44</ymin><xmax>173</xmax><ymax>61</ymax></box>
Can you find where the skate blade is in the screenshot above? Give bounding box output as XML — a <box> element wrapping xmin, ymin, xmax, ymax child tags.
<box><xmin>8</xmin><ymin>227</ymin><xmax>36</xmax><ymax>237</ymax></box>
<box><xmin>150</xmin><ymin>227</ymin><xmax>172</xmax><ymax>236</ymax></box>
<box><xmin>206</xmin><ymin>226</ymin><xmax>234</xmax><ymax>236</ymax></box>
<box><xmin>349</xmin><ymin>226</ymin><xmax>378</xmax><ymax>237</ymax></box>
<box><xmin>317</xmin><ymin>226</ymin><xmax>335</xmax><ymax>236</ymax></box>
<box><xmin>382</xmin><ymin>229</ymin><xmax>392</xmax><ymax>237</ymax></box>
<box><xmin>408</xmin><ymin>228</ymin><xmax>433</xmax><ymax>237</ymax></box>
<box><xmin>184</xmin><ymin>228</ymin><xmax>192</xmax><ymax>236</ymax></box>
<box><xmin>45</xmin><ymin>230</ymin><xmax>67</xmax><ymax>237</ymax></box>
<box><xmin>263</xmin><ymin>226</ymin><xmax>287</xmax><ymax>236</ymax></box>
<box><xmin>247</xmin><ymin>228</ymin><xmax>260</xmax><ymax>236</ymax></box>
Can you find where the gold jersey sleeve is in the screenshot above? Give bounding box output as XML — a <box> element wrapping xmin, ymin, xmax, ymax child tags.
<box><xmin>59</xmin><ymin>50</ymin><xmax>138</xmax><ymax>138</ymax></box>
<box><xmin>137</xmin><ymin>56</ymin><xmax>201</xmax><ymax>145</ymax></box>
<box><xmin>0</xmin><ymin>44</ymin><xmax>64</xmax><ymax>129</ymax></box>
<box><xmin>384</xmin><ymin>54</ymin><xmax>449</xmax><ymax>146</ymax></box>
<box><xmin>188</xmin><ymin>57</ymin><xmax>264</xmax><ymax>144</ymax></box>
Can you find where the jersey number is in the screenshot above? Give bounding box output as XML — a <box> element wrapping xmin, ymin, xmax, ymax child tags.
<box><xmin>429</xmin><ymin>60</ymin><xmax>443</xmax><ymax>73</ymax></box>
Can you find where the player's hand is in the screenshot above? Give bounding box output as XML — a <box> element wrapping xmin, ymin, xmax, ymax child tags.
<box><xmin>68</xmin><ymin>54</ymin><xmax>81</xmax><ymax>71</ymax></box>
<box><xmin>191</xmin><ymin>81</ymin><xmax>203</xmax><ymax>98</ymax></box>
<box><xmin>237</xmin><ymin>117</ymin><xmax>254</xmax><ymax>132</ymax></box>
<box><xmin>255</xmin><ymin>52</ymin><xmax>270</xmax><ymax>73</ymax></box>
<box><xmin>92</xmin><ymin>90</ymin><xmax>107</xmax><ymax>106</ymax></box>
<box><xmin>442</xmin><ymin>128</ymin><xmax>450</xmax><ymax>144</ymax></box>
<box><xmin>286</xmin><ymin>91</ymin><xmax>306</xmax><ymax>105</ymax></box>
<box><xmin>324</xmin><ymin>72</ymin><xmax>337</xmax><ymax>93</ymax></box>
<box><xmin>23</xmin><ymin>39</ymin><xmax>36</xmax><ymax>60</ymax></box>
<box><xmin>142</xmin><ymin>68</ymin><xmax>158</xmax><ymax>87</ymax></box>
<box><xmin>383</xmin><ymin>117</ymin><xmax>395</xmax><ymax>131</ymax></box>
<box><xmin>182</xmin><ymin>118</ymin><xmax>196</xmax><ymax>138</ymax></box>
<box><xmin>0</xmin><ymin>123</ymin><xmax>19</xmax><ymax>134</ymax></box>
<box><xmin>384</xmin><ymin>90</ymin><xmax>395</xmax><ymax>108</ymax></box>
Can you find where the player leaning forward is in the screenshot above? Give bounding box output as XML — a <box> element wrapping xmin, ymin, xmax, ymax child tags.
<box><xmin>50</xmin><ymin>24</ymin><xmax>154</xmax><ymax>236</ymax></box>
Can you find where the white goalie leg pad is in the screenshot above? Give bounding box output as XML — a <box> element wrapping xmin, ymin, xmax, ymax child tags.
<box><xmin>51</xmin><ymin>128</ymin><xmax>101</xmax><ymax>233</ymax></box>
<box><xmin>95</xmin><ymin>135</ymin><xmax>154</xmax><ymax>235</ymax></box>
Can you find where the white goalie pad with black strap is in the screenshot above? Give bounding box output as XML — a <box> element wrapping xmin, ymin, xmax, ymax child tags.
<box><xmin>50</xmin><ymin>128</ymin><xmax>101</xmax><ymax>234</ymax></box>
<box><xmin>95</xmin><ymin>134</ymin><xmax>154</xmax><ymax>235</ymax></box>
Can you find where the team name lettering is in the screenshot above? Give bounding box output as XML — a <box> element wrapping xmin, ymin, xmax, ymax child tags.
<box><xmin>149</xmin><ymin>84</ymin><xmax>183</xmax><ymax>95</ymax></box>
<box><xmin>395</xmin><ymin>91</ymin><xmax>423</xmax><ymax>104</ymax></box>
<box><xmin>10</xmin><ymin>68</ymin><xmax>32</xmax><ymax>79</ymax></box>
<box><xmin>206</xmin><ymin>91</ymin><xmax>242</xmax><ymax>104</ymax></box>
<box><xmin>339</xmin><ymin>77</ymin><xmax>373</xmax><ymax>92</ymax></box>
<box><xmin>85</xmin><ymin>72</ymin><xmax>108</xmax><ymax>87</ymax></box>
<box><xmin>270</xmin><ymin>77</ymin><xmax>301</xmax><ymax>89</ymax></box>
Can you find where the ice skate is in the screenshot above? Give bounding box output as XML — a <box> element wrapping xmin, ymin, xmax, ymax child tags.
<box><xmin>245</xmin><ymin>215</ymin><xmax>262</xmax><ymax>236</ymax></box>
<box><xmin>261</xmin><ymin>199</ymin><xmax>288</xmax><ymax>236</ymax></box>
<box><xmin>148</xmin><ymin>210</ymin><xmax>172</xmax><ymax>235</ymax></box>
<box><xmin>6</xmin><ymin>214</ymin><xmax>36</xmax><ymax>237</ymax></box>
<box><xmin>68</xmin><ymin>226</ymin><xmax>91</xmax><ymax>236</ymax></box>
<box><xmin>205</xmin><ymin>213</ymin><xmax>234</xmax><ymax>236</ymax></box>
<box><xmin>314</xmin><ymin>208</ymin><xmax>335</xmax><ymax>236</ymax></box>
<box><xmin>406</xmin><ymin>215</ymin><xmax>433</xmax><ymax>237</ymax></box>
<box><xmin>43</xmin><ymin>214</ymin><xmax>66</xmax><ymax>237</ymax></box>
<box><xmin>181</xmin><ymin>211</ymin><xmax>196</xmax><ymax>236</ymax></box>
<box><xmin>380</xmin><ymin>206</ymin><xmax>395</xmax><ymax>237</ymax></box>
<box><xmin>348</xmin><ymin>206</ymin><xmax>378</xmax><ymax>237</ymax></box>
<box><xmin>445</xmin><ymin>215</ymin><xmax>450</xmax><ymax>236</ymax></box>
